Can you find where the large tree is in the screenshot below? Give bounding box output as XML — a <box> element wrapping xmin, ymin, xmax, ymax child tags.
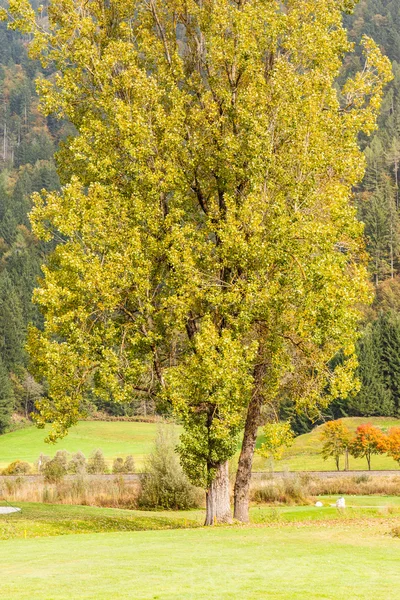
<box><xmin>4</xmin><ymin>0</ymin><xmax>391</xmax><ymax>524</ymax></box>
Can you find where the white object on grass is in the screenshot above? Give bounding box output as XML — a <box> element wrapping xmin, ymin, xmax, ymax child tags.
<box><xmin>0</xmin><ymin>506</ymin><xmax>21</xmax><ymax>514</ymax></box>
<box><xmin>315</xmin><ymin>501</ymin><xmax>323</xmax><ymax>507</ymax></box>
<box><xmin>336</xmin><ymin>497</ymin><xmax>346</xmax><ymax>509</ymax></box>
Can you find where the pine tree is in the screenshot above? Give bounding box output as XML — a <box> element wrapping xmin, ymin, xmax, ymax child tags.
<box><xmin>350</xmin><ymin>320</ymin><xmax>394</xmax><ymax>416</ymax></box>
<box><xmin>0</xmin><ymin>356</ymin><xmax>14</xmax><ymax>433</ymax></box>
<box><xmin>0</xmin><ymin>272</ymin><xmax>26</xmax><ymax>371</ymax></box>
<box><xmin>379</xmin><ymin>312</ymin><xmax>400</xmax><ymax>413</ymax></box>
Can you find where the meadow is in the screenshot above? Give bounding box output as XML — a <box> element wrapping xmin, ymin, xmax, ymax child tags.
<box><xmin>2</xmin><ymin>417</ymin><xmax>400</xmax><ymax>472</ymax></box>
<box><xmin>1</xmin><ymin>499</ymin><xmax>400</xmax><ymax>599</ymax></box>
<box><xmin>0</xmin><ymin>421</ymin><xmax>160</xmax><ymax>469</ymax></box>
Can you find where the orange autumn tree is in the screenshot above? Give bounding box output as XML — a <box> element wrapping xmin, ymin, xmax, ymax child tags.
<box><xmin>319</xmin><ymin>420</ymin><xmax>352</xmax><ymax>471</ymax></box>
<box><xmin>385</xmin><ymin>428</ymin><xmax>400</xmax><ymax>464</ymax></box>
<box><xmin>349</xmin><ymin>424</ymin><xmax>387</xmax><ymax>470</ymax></box>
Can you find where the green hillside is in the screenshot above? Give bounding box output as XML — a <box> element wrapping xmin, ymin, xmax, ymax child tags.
<box><xmin>0</xmin><ymin>421</ymin><xmax>164</xmax><ymax>469</ymax></box>
<box><xmin>2</xmin><ymin>417</ymin><xmax>400</xmax><ymax>472</ymax></box>
<box><xmin>254</xmin><ymin>417</ymin><xmax>400</xmax><ymax>472</ymax></box>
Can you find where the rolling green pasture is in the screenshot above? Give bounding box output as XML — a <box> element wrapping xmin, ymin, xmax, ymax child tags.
<box><xmin>255</xmin><ymin>417</ymin><xmax>400</xmax><ymax>472</ymax></box>
<box><xmin>0</xmin><ymin>421</ymin><xmax>161</xmax><ymax>469</ymax></box>
<box><xmin>1</xmin><ymin>499</ymin><xmax>400</xmax><ymax>599</ymax></box>
<box><xmin>2</xmin><ymin>416</ymin><xmax>400</xmax><ymax>471</ymax></box>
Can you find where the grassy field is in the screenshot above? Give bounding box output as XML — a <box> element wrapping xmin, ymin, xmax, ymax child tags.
<box><xmin>2</xmin><ymin>496</ymin><xmax>400</xmax><ymax>539</ymax></box>
<box><xmin>255</xmin><ymin>417</ymin><xmax>400</xmax><ymax>472</ymax></box>
<box><xmin>1</xmin><ymin>499</ymin><xmax>400</xmax><ymax>599</ymax></box>
<box><xmin>0</xmin><ymin>421</ymin><xmax>162</xmax><ymax>469</ymax></box>
<box><xmin>2</xmin><ymin>416</ymin><xmax>400</xmax><ymax>471</ymax></box>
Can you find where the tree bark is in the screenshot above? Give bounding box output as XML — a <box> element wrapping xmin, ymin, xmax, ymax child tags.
<box><xmin>234</xmin><ymin>342</ymin><xmax>269</xmax><ymax>523</ymax></box>
<box><xmin>204</xmin><ymin>461</ymin><xmax>232</xmax><ymax>525</ymax></box>
<box><xmin>233</xmin><ymin>392</ymin><xmax>262</xmax><ymax>522</ymax></box>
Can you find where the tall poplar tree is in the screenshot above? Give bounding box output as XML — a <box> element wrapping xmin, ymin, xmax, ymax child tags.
<box><xmin>4</xmin><ymin>0</ymin><xmax>391</xmax><ymax>523</ymax></box>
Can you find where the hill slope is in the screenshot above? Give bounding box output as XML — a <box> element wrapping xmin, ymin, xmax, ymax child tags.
<box><xmin>254</xmin><ymin>417</ymin><xmax>400</xmax><ymax>472</ymax></box>
<box><xmin>2</xmin><ymin>417</ymin><xmax>400</xmax><ymax>472</ymax></box>
<box><xmin>0</xmin><ymin>421</ymin><xmax>163</xmax><ymax>469</ymax></box>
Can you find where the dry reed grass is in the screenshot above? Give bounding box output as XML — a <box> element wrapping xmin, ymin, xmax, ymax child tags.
<box><xmin>0</xmin><ymin>475</ymin><xmax>140</xmax><ymax>508</ymax></box>
<box><xmin>250</xmin><ymin>473</ymin><xmax>400</xmax><ymax>504</ymax></box>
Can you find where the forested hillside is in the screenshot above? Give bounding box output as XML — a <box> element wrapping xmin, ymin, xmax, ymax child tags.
<box><xmin>0</xmin><ymin>19</ymin><xmax>60</xmax><ymax>432</ymax></box>
<box><xmin>344</xmin><ymin>0</ymin><xmax>400</xmax><ymax>420</ymax></box>
<box><xmin>0</xmin><ymin>0</ymin><xmax>400</xmax><ymax>433</ymax></box>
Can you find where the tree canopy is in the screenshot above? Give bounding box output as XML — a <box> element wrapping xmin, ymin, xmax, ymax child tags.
<box><xmin>3</xmin><ymin>0</ymin><xmax>392</xmax><ymax>523</ymax></box>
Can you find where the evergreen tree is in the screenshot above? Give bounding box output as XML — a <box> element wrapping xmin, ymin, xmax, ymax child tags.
<box><xmin>0</xmin><ymin>356</ymin><xmax>14</xmax><ymax>433</ymax></box>
<box><xmin>0</xmin><ymin>272</ymin><xmax>26</xmax><ymax>371</ymax></box>
<box><xmin>350</xmin><ymin>321</ymin><xmax>394</xmax><ymax>416</ymax></box>
<box><xmin>379</xmin><ymin>312</ymin><xmax>400</xmax><ymax>413</ymax></box>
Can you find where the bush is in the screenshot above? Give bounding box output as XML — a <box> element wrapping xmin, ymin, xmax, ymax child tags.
<box><xmin>44</xmin><ymin>458</ymin><xmax>67</xmax><ymax>484</ymax></box>
<box><xmin>87</xmin><ymin>449</ymin><xmax>108</xmax><ymax>474</ymax></box>
<box><xmin>124</xmin><ymin>455</ymin><xmax>135</xmax><ymax>473</ymax></box>
<box><xmin>2</xmin><ymin>460</ymin><xmax>31</xmax><ymax>475</ymax></box>
<box><xmin>112</xmin><ymin>455</ymin><xmax>135</xmax><ymax>474</ymax></box>
<box><xmin>36</xmin><ymin>454</ymin><xmax>51</xmax><ymax>474</ymax></box>
<box><xmin>112</xmin><ymin>458</ymin><xmax>125</xmax><ymax>474</ymax></box>
<box><xmin>68</xmin><ymin>451</ymin><xmax>87</xmax><ymax>474</ymax></box>
<box><xmin>54</xmin><ymin>450</ymin><xmax>69</xmax><ymax>470</ymax></box>
<box><xmin>138</xmin><ymin>427</ymin><xmax>200</xmax><ymax>510</ymax></box>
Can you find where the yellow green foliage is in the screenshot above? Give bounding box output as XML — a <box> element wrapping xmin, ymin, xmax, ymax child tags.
<box><xmin>3</xmin><ymin>0</ymin><xmax>392</xmax><ymax>485</ymax></box>
<box><xmin>258</xmin><ymin>422</ymin><xmax>295</xmax><ymax>461</ymax></box>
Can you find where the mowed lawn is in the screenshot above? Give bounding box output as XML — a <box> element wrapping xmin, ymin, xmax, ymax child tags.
<box><xmin>3</xmin><ymin>497</ymin><xmax>400</xmax><ymax>540</ymax></box>
<box><xmin>0</xmin><ymin>421</ymin><xmax>164</xmax><ymax>469</ymax></box>
<box><xmin>2</xmin><ymin>501</ymin><xmax>400</xmax><ymax>599</ymax></box>
<box><xmin>2</xmin><ymin>416</ymin><xmax>400</xmax><ymax>471</ymax></box>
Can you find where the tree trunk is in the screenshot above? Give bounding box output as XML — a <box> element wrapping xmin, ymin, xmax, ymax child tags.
<box><xmin>234</xmin><ymin>336</ymin><xmax>269</xmax><ymax>523</ymax></box>
<box><xmin>204</xmin><ymin>461</ymin><xmax>232</xmax><ymax>526</ymax></box>
<box><xmin>344</xmin><ymin>448</ymin><xmax>349</xmax><ymax>471</ymax></box>
<box><xmin>335</xmin><ymin>456</ymin><xmax>339</xmax><ymax>471</ymax></box>
<box><xmin>233</xmin><ymin>393</ymin><xmax>262</xmax><ymax>522</ymax></box>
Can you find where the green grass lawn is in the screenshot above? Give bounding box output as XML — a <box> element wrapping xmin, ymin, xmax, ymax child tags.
<box><xmin>0</xmin><ymin>421</ymin><xmax>165</xmax><ymax>469</ymax></box>
<box><xmin>2</xmin><ymin>496</ymin><xmax>400</xmax><ymax>540</ymax></box>
<box><xmin>2</xmin><ymin>500</ymin><xmax>400</xmax><ymax>599</ymax></box>
<box><xmin>2</xmin><ymin>416</ymin><xmax>400</xmax><ymax>471</ymax></box>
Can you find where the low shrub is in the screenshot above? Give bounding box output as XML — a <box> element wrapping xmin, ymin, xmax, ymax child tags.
<box><xmin>112</xmin><ymin>455</ymin><xmax>135</xmax><ymax>474</ymax></box>
<box><xmin>124</xmin><ymin>455</ymin><xmax>135</xmax><ymax>473</ymax></box>
<box><xmin>138</xmin><ymin>427</ymin><xmax>201</xmax><ymax>510</ymax></box>
<box><xmin>54</xmin><ymin>450</ymin><xmax>69</xmax><ymax>470</ymax></box>
<box><xmin>87</xmin><ymin>449</ymin><xmax>108</xmax><ymax>474</ymax></box>
<box><xmin>112</xmin><ymin>458</ymin><xmax>125</xmax><ymax>474</ymax></box>
<box><xmin>36</xmin><ymin>454</ymin><xmax>51</xmax><ymax>474</ymax></box>
<box><xmin>68</xmin><ymin>451</ymin><xmax>87</xmax><ymax>475</ymax></box>
<box><xmin>2</xmin><ymin>460</ymin><xmax>31</xmax><ymax>475</ymax></box>
<box><xmin>44</xmin><ymin>458</ymin><xmax>67</xmax><ymax>484</ymax></box>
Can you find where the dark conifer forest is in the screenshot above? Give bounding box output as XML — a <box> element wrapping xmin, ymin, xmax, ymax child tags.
<box><xmin>1</xmin><ymin>0</ymin><xmax>400</xmax><ymax>433</ymax></box>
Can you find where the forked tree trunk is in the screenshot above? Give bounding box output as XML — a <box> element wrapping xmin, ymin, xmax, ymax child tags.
<box><xmin>233</xmin><ymin>393</ymin><xmax>262</xmax><ymax>522</ymax></box>
<box><xmin>204</xmin><ymin>461</ymin><xmax>232</xmax><ymax>526</ymax></box>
